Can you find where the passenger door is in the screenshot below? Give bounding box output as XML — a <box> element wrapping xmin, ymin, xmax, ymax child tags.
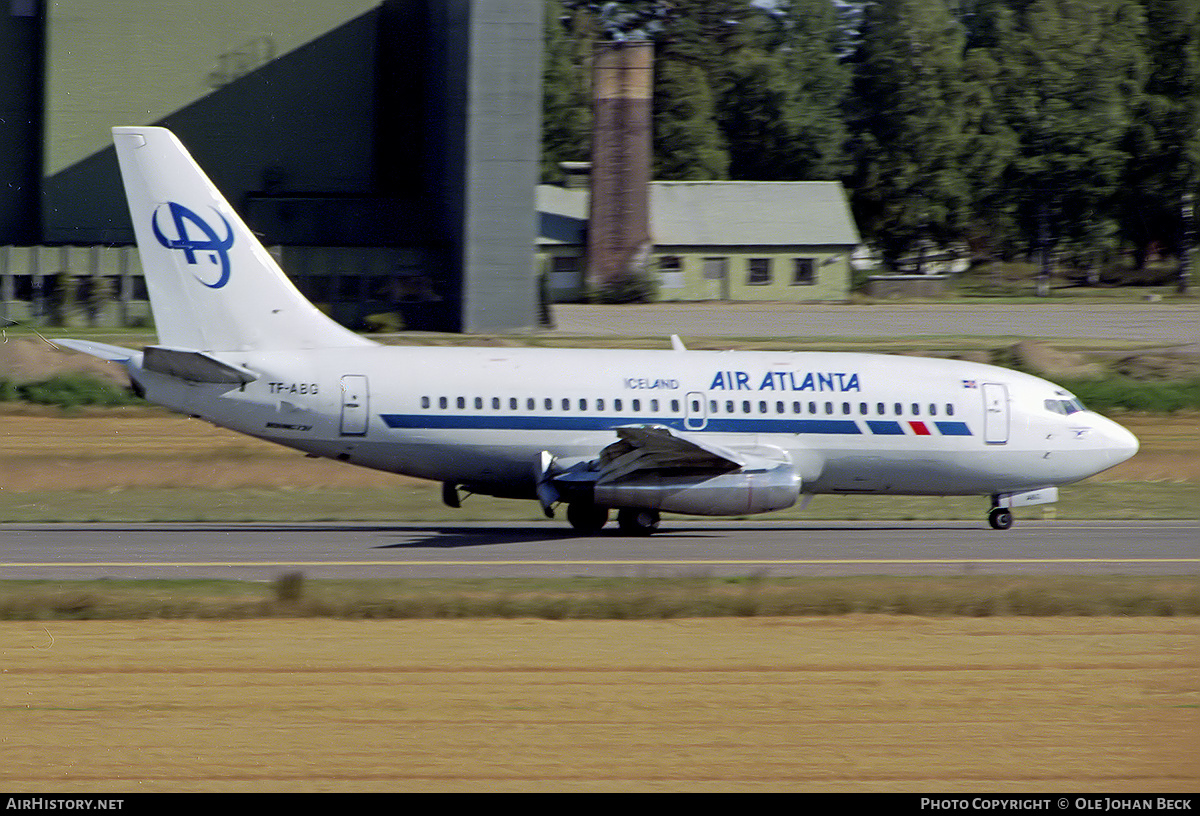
<box><xmin>982</xmin><ymin>382</ymin><xmax>1009</xmax><ymax>444</ymax></box>
<box><xmin>340</xmin><ymin>375</ymin><xmax>369</xmax><ymax>436</ymax></box>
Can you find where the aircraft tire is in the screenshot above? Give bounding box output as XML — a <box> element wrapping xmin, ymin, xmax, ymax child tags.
<box><xmin>567</xmin><ymin>502</ymin><xmax>609</xmax><ymax>533</ymax></box>
<box><xmin>988</xmin><ymin>507</ymin><xmax>1013</xmax><ymax>530</ymax></box>
<box><xmin>617</xmin><ymin>508</ymin><xmax>660</xmax><ymax>536</ymax></box>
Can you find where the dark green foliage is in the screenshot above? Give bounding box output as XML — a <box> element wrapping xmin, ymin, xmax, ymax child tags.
<box><xmin>1061</xmin><ymin>376</ymin><xmax>1200</xmax><ymax>413</ymax></box>
<box><xmin>653</xmin><ymin>59</ymin><xmax>728</xmax><ymax>180</ymax></box>
<box><xmin>16</xmin><ymin>374</ymin><xmax>140</xmax><ymax>409</ymax></box>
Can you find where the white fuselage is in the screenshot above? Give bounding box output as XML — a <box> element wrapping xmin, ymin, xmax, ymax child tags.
<box><xmin>132</xmin><ymin>345</ymin><xmax>1139</xmax><ymax>502</ymax></box>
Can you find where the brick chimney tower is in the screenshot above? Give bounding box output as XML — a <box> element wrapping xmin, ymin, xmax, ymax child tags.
<box><xmin>587</xmin><ymin>40</ymin><xmax>653</xmax><ymax>292</ymax></box>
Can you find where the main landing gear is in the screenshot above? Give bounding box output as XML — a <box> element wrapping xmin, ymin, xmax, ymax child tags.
<box><xmin>566</xmin><ymin>502</ymin><xmax>608</xmax><ymax>534</ymax></box>
<box><xmin>616</xmin><ymin>508</ymin><xmax>660</xmax><ymax>536</ymax></box>
<box><xmin>566</xmin><ymin>503</ymin><xmax>660</xmax><ymax>536</ymax></box>
<box><xmin>988</xmin><ymin>506</ymin><xmax>1013</xmax><ymax>530</ymax></box>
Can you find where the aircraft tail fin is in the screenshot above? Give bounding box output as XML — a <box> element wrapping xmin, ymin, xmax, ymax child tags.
<box><xmin>111</xmin><ymin>127</ymin><xmax>374</xmax><ymax>352</ymax></box>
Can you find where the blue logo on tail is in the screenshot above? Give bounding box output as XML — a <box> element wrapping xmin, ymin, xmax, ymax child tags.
<box><xmin>151</xmin><ymin>202</ymin><xmax>234</xmax><ymax>289</ymax></box>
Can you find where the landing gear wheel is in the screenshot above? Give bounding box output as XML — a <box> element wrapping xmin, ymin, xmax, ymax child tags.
<box><xmin>567</xmin><ymin>503</ymin><xmax>609</xmax><ymax>534</ymax></box>
<box><xmin>617</xmin><ymin>508</ymin><xmax>660</xmax><ymax>536</ymax></box>
<box><xmin>988</xmin><ymin>507</ymin><xmax>1013</xmax><ymax>530</ymax></box>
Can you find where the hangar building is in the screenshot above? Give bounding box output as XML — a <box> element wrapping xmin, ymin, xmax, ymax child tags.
<box><xmin>0</xmin><ymin>0</ymin><xmax>541</xmax><ymax>333</ymax></box>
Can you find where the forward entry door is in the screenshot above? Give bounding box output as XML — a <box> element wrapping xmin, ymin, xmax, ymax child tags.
<box><xmin>340</xmin><ymin>375</ymin><xmax>369</xmax><ymax>436</ymax></box>
<box><xmin>982</xmin><ymin>382</ymin><xmax>1009</xmax><ymax>444</ymax></box>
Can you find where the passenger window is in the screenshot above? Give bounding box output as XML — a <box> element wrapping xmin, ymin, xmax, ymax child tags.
<box><xmin>842</xmin><ymin>402</ymin><xmax>851</xmax><ymax>415</ymax></box>
<box><xmin>825</xmin><ymin>402</ymin><xmax>833</xmax><ymax>414</ymax></box>
<box><xmin>859</xmin><ymin>403</ymin><xmax>868</xmax><ymax>415</ymax></box>
<box><xmin>792</xmin><ymin>401</ymin><xmax>801</xmax><ymax>413</ymax></box>
<box><xmin>894</xmin><ymin>403</ymin><xmax>902</xmax><ymax>415</ymax></box>
<box><xmin>672</xmin><ymin>400</ymin><xmax>681</xmax><ymax>413</ymax></box>
<box><xmin>877</xmin><ymin>403</ymin><xmax>885</xmax><ymax>415</ymax></box>
<box><xmin>579</xmin><ymin>399</ymin><xmax>587</xmax><ymax>411</ymax></box>
<box><xmin>742</xmin><ymin>401</ymin><xmax>751</xmax><ymax>413</ymax></box>
<box><xmin>650</xmin><ymin>399</ymin><xmax>659</xmax><ymax>412</ymax></box>
<box><xmin>929</xmin><ymin>403</ymin><xmax>937</xmax><ymax>416</ymax></box>
<box><xmin>597</xmin><ymin>398</ymin><xmax>605</xmax><ymax>411</ymax></box>
<box><xmin>544</xmin><ymin>398</ymin><xmax>553</xmax><ymax>411</ymax></box>
<box><xmin>809</xmin><ymin>402</ymin><xmax>817</xmax><ymax>414</ymax></box>
<box><xmin>439</xmin><ymin>397</ymin><xmax>448</xmax><ymax>409</ymax></box>
<box><xmin>475</xmin><ymin>397</ymin><xmax>483</xmax><ymax>410</ymax></box>
<box><xmin>421</xmin><ymin>396</ymin><xmax>430</xmax><ymax>409</ymax></box>
<box><xmin>509</xmin><ymin>397</ymin><xmax>517</xmax><ymax>410</ymax></box>
<box><xmin>776</xmin><ymin>401</ymin><xmax>785</xmax><ymax>414</ymax></box>
<box><xmin>709</xmin><ymin>400</ymin><xmax>718</xmax><ymax>413</ymax></box>
<box><xmin>759</xmin><ymin>401</ymin><xmax>768</xmax><ymax>413</ymax></box>
<box><xmin>457</xmin><ymin>397</ymin><xmax>466</xmax><ymax>409</ymax></box>
<box><xmin>562</xmin><ymin>398</ymin><xmax>570</xmax><ymax>411</ymax></box>
<box><xmin>632</xmin><ymin>399</ymin><xmax>641</xmax><ymax>411</ymax></box>
<box><xmin>614</xmin><ymin>399</ymin><xmax>623</xmax><ymax>411</ymax></box>
<box><xmin>912</xmin><ymin>403</ymin><xmax>920</xmax><ymax>415</ymax></box>
<box><xmin>527</xmin><ymin>398</ymin><xmax>535</xmax><ymax>411</ymax></box>
<box><xmin>946</xmin><ymin>404</ymin><xmax>954</xmax><ymax>416</ymax></box>
<box><xmin>727</xmin><ymin>401</ymin><xmax>735</xmax><ymax>413</ymax></box>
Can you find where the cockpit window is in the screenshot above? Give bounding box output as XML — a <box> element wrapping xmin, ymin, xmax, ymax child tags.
<box><xmin>1045</xmin><ymin>398</ymin><xmax>1085</xmax><ymax>415</ymax></box>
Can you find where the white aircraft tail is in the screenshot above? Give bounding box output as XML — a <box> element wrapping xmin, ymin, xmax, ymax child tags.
<box><xmin>112</xmin><ymin>126</ymin><xmax>373</xmax><ymax>352</ymax></box>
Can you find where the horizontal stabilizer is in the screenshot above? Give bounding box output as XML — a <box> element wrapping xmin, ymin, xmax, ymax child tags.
<box><xmin>51</xmin><ymin>339</ymin><xmax>137</xmax><ymax>363</ymax></box>
<box><xmin>142</xmin><ymin>346</ymin><xmax>257</xmax><ymax>384</ymax></box>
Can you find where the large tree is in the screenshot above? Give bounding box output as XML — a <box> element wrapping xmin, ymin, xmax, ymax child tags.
<box><xmin>542</xmin><ymin>2</ymin><xmax>594</xmax><ymax>184</ymax></box>
<box><xmin>990</xmin><ymin>0</ymin><xmax>1146</xmax><ymax>259</ymax></box>
<box><xmin>1118</xmin><ymin>0</ymin><xmax>1200</xmax><ymax>266</ymax></box>
<box><xmin>653</xmin><ymin>59</ymin><xmax>729</xmax><ymax>179</ymax></box>
<box><xmin>845</xmin><ymin>0</ymin><xmax>971</xmax><ymax>265</ymax></box>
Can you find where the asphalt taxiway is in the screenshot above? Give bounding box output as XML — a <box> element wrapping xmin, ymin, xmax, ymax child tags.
<box><xmin>0</xmin><ymin>519</ymin><xmax>1195</xmax><ymax>580</ymax></box>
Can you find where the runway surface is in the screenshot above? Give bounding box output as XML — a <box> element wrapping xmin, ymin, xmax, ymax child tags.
<box><xmin>1</xmin><ymin>520</ymin><xmax>1196</xmax><ymax>580</ymax></box>
<box><xmin>552</xmin><ymin>302</ymin><xmax>1200</xmax><ymax>350</ymax></box>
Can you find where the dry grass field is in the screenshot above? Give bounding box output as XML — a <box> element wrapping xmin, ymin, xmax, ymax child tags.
<box><xmin>0</xmin><ymin>407</ymin><xmax>1194</xmax><ymax>521</ymax></box>
<box><xmin>1</xmin><ymin>617</ymin><xmax>1196</xmax><ymax>793</ymax></box>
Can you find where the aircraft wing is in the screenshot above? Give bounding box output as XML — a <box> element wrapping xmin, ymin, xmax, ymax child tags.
<box><xmin>593</xmin><ymin>424</ymin><xmax>783</xmax><ymax>483</ymax></box>
<box><xmin>547</xmin><ymin>424</ymin><xmax>802</xmax><ymax>517</ymax></box>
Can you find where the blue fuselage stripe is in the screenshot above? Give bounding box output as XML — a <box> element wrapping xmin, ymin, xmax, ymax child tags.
<box><xmin>380</xmin><ymin>414</ymin><xmax>869</xmax><ymax>434</ymax></box>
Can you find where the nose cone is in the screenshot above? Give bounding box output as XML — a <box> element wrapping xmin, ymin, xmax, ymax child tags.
<box><xmin>1093</xmin><ymin>415</ymin><xmax>1140</xmax><ymax>472</ymax></box>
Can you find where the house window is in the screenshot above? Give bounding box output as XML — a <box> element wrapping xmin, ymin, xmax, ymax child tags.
<box><xmin>747</xmin><ymin>258</ymin><xmax>772</xmax><ymax>285</ymax></box>
<box><xmin>792</xmin><ymin>258</ymin><xmax>816</xmax><ymax>285</ymax></box>
<box><xmin>658</xmin><ymin>256</ymin><xmax>684</xmax><ymax>289</ymax></box>
<box><xmin>549</xmin><ymin>255</ymin><xmax>580</xmax><ymax>289</ymax></box>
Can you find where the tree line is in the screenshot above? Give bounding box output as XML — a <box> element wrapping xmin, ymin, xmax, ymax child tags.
<box><xmin>543</xmin><ymin>0</ymin><xmax>1200</xmax><ymax>278</ymax></box>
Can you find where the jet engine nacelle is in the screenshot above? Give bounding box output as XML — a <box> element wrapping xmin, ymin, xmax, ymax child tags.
<box><xmin>593</xmin><ymin>464</ymin><xmax>801</xmax><ymax>516</ymax></box>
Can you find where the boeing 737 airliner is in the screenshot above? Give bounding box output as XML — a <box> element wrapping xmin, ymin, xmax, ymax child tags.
<box><xmin>57</xmin><ymin>127</ymin><xmax>1139</xmax><ymax>534</ymax></box>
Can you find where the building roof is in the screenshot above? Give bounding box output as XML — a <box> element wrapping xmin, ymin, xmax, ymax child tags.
<box><xmin>537</xmin><ymin>181</ymin><xmax>861</xmax><ymax>248</ymax></box>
